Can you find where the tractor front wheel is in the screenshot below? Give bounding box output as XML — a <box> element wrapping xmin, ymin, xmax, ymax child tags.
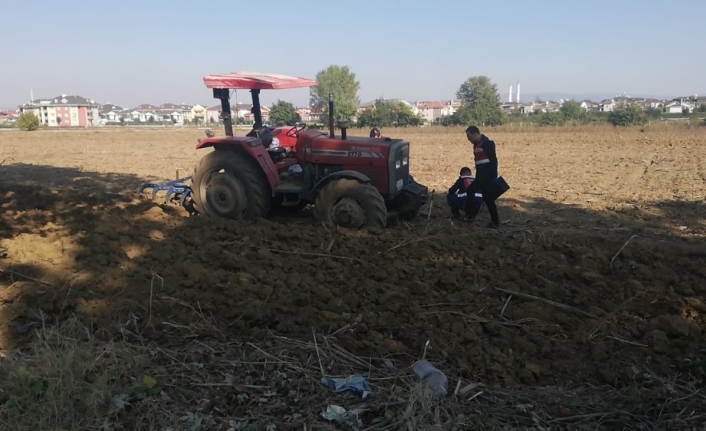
<box><xmin>313</xmin><ymin>179</ymin><xmax>387</xmax><ymax>229</ymax></box>
<box><xmin>191</xmin><ymin>149</ymin><xmax>270</xmax><ymax>219</ymax></box>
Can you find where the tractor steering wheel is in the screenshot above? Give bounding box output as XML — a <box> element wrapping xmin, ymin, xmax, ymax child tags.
<box><xmin>285</xmin><ymin>122</ymin><xmax>306</xmax><ymax>138</ymax></box>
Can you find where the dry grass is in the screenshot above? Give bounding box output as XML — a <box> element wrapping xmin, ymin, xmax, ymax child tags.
<box><xmin>0</xmin><ymin>316</ymin><xmax>153</xmax><ymax>430</ymax></box>
<box><xmin>1</xmin><ymin>314</ymin><xmax>705</xmax><ymax>430</ymax></box>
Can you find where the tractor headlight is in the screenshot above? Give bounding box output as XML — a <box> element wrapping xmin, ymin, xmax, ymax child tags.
<box><xmin>403</xmin><ymin>156</ymin><xmax>408</xmax><ymax>166</ymax></box>
<box><xmin>395</xmin><ymin>160</ymin><xmax>401</xmax><ymax>169</ymax></box>
<box><xmin>271</xmin><ymin>138</ymin><xmax>280</xmax><ymax>148</ymax></box>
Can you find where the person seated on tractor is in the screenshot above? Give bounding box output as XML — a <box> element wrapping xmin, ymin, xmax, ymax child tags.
<box><xmin>447</xmin><ymin>167</ymin><xmax>484</xmax><ymax>220</ymax></box>
<box><xmin>369</xmin><ymin>127</ymin><xmax>382</xmax><ymax>138</ymax></box>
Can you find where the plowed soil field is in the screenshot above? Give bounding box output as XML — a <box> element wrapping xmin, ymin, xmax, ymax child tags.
<box><xmin>1</xmin><ymin>126</ymin><xmax>705</xmax><ymax>429</ymax></box>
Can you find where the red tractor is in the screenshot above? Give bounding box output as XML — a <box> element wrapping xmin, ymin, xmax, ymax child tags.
<box><xmin>141</xmin><ymin>72</ymin><xmax>429</xmax><ymax>229</ymax></box>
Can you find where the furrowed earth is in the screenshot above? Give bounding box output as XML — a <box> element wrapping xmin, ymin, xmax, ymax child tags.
<box><xmin>1</xmin><ymin>125</ymin><xmax>705</xmax><ymax>429</ymax></box>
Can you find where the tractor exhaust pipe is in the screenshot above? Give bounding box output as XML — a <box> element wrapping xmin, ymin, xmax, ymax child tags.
<box><xmin>338</xmin><ymin>120</ymin><xmax>349</xmax><ymax>140</ymax></box>
<box><xmin>328</xmin><ymin>93</ymin><xmax>334</xmax><ymax>138</ymax></box>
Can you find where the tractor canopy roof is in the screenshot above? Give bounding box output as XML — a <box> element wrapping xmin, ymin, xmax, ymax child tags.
<box><xmin>203</xmin><ymin>72</ymin><xmax>316</xmax><ymax>90</ymax></box>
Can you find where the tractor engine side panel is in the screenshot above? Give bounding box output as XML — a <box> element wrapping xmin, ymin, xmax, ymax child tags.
<box><xmin>303</xmin><ymin>136</ymin><xmax>411</xmax><ymax>197</ymax></box>
<box><xmin>304</xmin><ymin>145</ymin><xmax>389</xmax><ymax>195</ymax></box>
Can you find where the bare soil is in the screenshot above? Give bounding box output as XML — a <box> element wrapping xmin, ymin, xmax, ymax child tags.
<box><xmin>1</xmin><ymin>126</ymin><xmax>705</xmax><ymax>429</ymax></box>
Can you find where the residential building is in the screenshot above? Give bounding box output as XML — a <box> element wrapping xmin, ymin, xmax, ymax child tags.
<box><xmin>580</xmin><ymin>100</ymin><xmax>600</xmax><ymax>111</ymax></box>
<box><xmin>206</xmin><ymin>105</ymin><xmax>222</xmax><ymax>123</ymax></box>
<box><xmin>664</xmin><ymin>101</ymin><xmax>695</xmax><ymax>114</ymax></box>
<box><xmin>360</xmin><ymin>99</ymin><xmax>420</xmax><ymax>114</ymax></box>
<box><xmin>205</xmin><ymin>103</ymin><xmax>267</xmax><ymax>124</ymax></box>
<box><xmin>189</xmin><ymin>104</ymin><xmax>207</xmax><ymax>123</ymax></box>
<box><xmin>672</xmin><ymin>96</ymin><xmax>705</xmax><ymax>109</ymax></box>
<box><xmin>122</xmin><ymin>103</ymin><xmax>157</xmax><ymax>122</ymax></box>
<box><xmin>599</xmin><ymin>99</ymin><xmax>617</xmax><ymax>112</ymax></box>
<box><xmin>296</xmin><ymin>107</ymin><xmax>313</xmax><ymax>122</ymax></box>
<box><xmin>231</xmin><ymin>103</ymin><xmax>253</xmax><ymax>121</ymax></box>
<box><xmin>0</xmin><ymin>111</ymin><xmax>18</xmax><ymax>123</ymax></box>
<box><xmin>19</xmin><ymin>94</ymin><xmax>101</xmax><ymax>127</ymax></box>
<box><xmin>243</xmin><ymin>105</ymin><xmax>269</xmax><ymax>124</ymax></box>
<box><xmin>501</xmin><ymin>102</ymin><xmax>521</xmax><ymax>113</ymax></box>
<box><xmin>99</xmin><ymin>103</ymin><xmax>125</xmax><ymax>124</ymax></box>
<box><xmin>519</xmin><ymin>103</ymin><xmax>536</xmax><ymax>114</ymax></box>
<box><xmin>415</xmin><ymin>101</ymin><xmax>446</xmax><ymax>122</ymax></box>
<box><xmin>444</xmin><ymin>100</ymin><xmax>462</xmax><ymax>116</ymax></box>
<box><xmin>156</xmin><ymin>103</ymin><xmax>190</xmax><ymax>124</ymax></box>
<box><xmin>642</xmin><ymin>98</ymin><xmax>662</xmax><ymax>109</ymax></box>
<box><xmin>522</xmin><ymin>101</ymin><xmax>562</xmax><ymax>113</ymax></box>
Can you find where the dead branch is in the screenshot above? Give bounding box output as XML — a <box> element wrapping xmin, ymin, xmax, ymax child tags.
<box><xmin>610</xmin><ymin>234</ymin><xmax>640</xmax><ymax>268</ymax></box>
<box><xmin>494</xmin><ymin>287</ymin><xmax>599</xmax><ymax>320</ymax></box>
<box><xmin>0</xmin><ymin>268</ymin><xmax>56</xmax><ymax>287</ymax></box>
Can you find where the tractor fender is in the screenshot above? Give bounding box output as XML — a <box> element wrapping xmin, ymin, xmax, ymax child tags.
<box><xmin>195</xmin><ymin>137</ymin><xmax>280</xmax><ymax>195</ymax></box>
<box><xmin>312</xmin><ymin>170</ymin><xmax>372</xmax><ymax>195</ymax></box>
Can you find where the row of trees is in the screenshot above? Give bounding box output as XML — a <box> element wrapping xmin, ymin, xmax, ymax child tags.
<box><xmin>14</xmin><ymin>65</ymin><xmax>703</xmax><ymax>131</ymax></box>
<box><xmin>268</xmin><ymin>64</ymin><xmax>700</xmax><ymax>128</ymax></box>
<box><xmin>268</xmin><ymin>65</ymin><xmax>426</xmax><ymax>127</ymax></box>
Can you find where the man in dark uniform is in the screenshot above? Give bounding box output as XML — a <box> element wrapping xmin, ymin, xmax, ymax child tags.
<box><xmin>463</xmin><ymin>126</ymin><xmax>500</xmax><ymax>228</ymax></box>
<box><xmin>447</xmin><ymin>166</ymin><xmax>484</xmax><ymax>219</ymax></box>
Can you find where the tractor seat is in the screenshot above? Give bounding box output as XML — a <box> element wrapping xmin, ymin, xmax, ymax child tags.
<box><xmin>247</xmin><ymin>126</ymin><xmax>274</xmax><ymax>148</ymax></box>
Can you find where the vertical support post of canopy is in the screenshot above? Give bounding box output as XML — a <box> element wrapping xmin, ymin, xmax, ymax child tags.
<box><xmin>213</xmin><ymin>88</ymin><xmax>233</xmax><ymax>137</ymax></box>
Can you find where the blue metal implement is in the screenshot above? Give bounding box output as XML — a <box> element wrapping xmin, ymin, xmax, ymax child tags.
<box><xmin>138</xmin><ymin>176</ymin><xmax>193</xmax><ymax>206</ymax></box>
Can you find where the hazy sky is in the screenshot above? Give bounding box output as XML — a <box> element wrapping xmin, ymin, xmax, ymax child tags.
<box><xmin>1</xmin><ymin>0</ymin><xmax>704</xmax><ymax>109</ymax></box>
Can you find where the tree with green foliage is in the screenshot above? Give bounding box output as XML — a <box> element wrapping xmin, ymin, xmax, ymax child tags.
<box><xmin>310</xmin><ymin>65</ymin><xmax>360</xmax><ymax>125</ymax></box>
<box><xmin>433</xmin><ymin>114</ymin><xmax>454</xmax><ymax>126</ymax></box>
<box><xmin>357</xmin><ymin>99</ymin><xmax>423</xmax><ymax>127</ymax></box>
<box><xmin>357</xmin><ymin>98</ymin><xmax>393</xmax><ymax>127</ymax></box>
<box><xmin>582</xmin><ymin>110</ymin><xmax>607</xmax><ymax>124</ymax></box>
<box><xmin>455</xmin><ymin>76</ymin><xmax>505</xmax><ymax>126</ymax></box>
<box><xmin>269</xmin><ymin>100</ymin><xmax>301</xmax><ymax>126</ymax></box>
<box><xmin>560</xmin><ymin>100</ymin><xmax>583</xmax><ymax>122</ymax></box>
<box><xmin>536</xmin><ymin>111</ymin><xmax>566</xmax><ymax>126</ymax></box>
<box><xmin>395</xmin><ymin>102</ymin><xmax>423</xmax><ymax>126</ymax></box>
<box><xmin>607</xmin><ymin>103</ymin><xmax>649</xmax><ymax>126</ymax></box>
<box><xmin>16</xmin><ymin>112</ymin><xmax>39</xmax><ymax>131</ymax></box>
<box><xmin>645</xmin><ymin>107</ymin><xmax>663</xmax><ymax>119</ymax></box>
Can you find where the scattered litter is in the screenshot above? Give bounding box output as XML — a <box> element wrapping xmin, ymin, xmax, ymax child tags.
<box><xmin>382</xmin><ymin>358</ymin><xmax>396</xmax><ymax>372</ymax></box>
<box><xmin>321</xmin><ymin>374</ymin><xmax>373</xmax><ymax>400</ymax></box>
<box><xmin>412</xmin><ymin>359</ymin><xmax>448</xmax><ymax>396</ymax></box>
<box><xmin>459</xmin><ymin>382</ymin><xmax>483</xmax><ymax>396</ymax></box>
<box><xmin>321</xmin><ymin>404</ymin><xmax>365</xmax><ymax>429</ymax></box>
<box><xmin>14</xmin><ymin>321</ymin><xmax>42</xmax><ymax>335</ymax></box>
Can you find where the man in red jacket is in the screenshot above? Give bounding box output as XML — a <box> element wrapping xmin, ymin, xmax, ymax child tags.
<box><xmin>463</xmin><ymin>126</ymin><xmax>500</xmax><ymax>228</ymax></box>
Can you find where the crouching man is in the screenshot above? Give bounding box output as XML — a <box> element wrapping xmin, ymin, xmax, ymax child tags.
<box><xmin>447</xmin><ymin>167</ymin><xmax>484</xmax><ymax>220</ymax></box>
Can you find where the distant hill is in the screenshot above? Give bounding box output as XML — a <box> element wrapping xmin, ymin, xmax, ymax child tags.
<box><xmin>499</xmin><ymin>92</ymin><xmax>674</xmax><ymax>103</ymax></box>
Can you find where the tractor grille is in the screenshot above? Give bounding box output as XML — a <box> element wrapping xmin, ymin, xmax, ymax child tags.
<box><xmin>388</xmin><ymin>141</ymin><xmax>410</xmax><ymax>195</ymax></box>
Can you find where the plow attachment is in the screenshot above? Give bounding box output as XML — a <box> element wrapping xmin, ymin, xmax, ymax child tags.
<box><xmin>138</xmin><ymin>176</ymin><xmax>194</xmax><ymax>208</ymax></box>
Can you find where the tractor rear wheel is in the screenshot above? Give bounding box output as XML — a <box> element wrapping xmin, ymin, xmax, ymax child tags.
<box><xmin>191</xmin><ymin>149</ymin><xmax>270</xmax><ymax>219</ymax></box>
<box><xmin>313</xmin><ymin>178</ymin><xmax>387</xmax><ymax>229</ymax></box>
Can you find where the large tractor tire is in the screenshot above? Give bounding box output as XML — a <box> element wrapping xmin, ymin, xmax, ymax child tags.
<box><xmin>191</xmin><ymin>148</ymin><xmax>270</xmax><ymax>220</ymax></box>
<box><xmin>313</xmin><ymin>178</ymin><xmax>387</xmax><ymax>229</ymax></box>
